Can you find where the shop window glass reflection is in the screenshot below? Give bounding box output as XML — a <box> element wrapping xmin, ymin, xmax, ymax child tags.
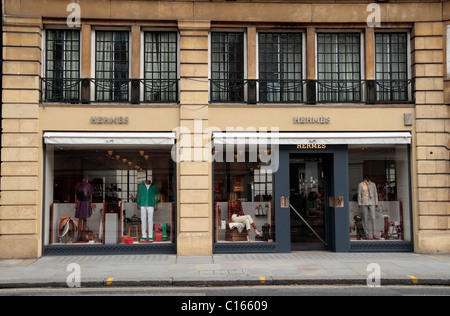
<box><xmin>348</xmin><ymin>145</ymin><xmax>411</xmax><ymax>242</ymax></box>
<box><xmin>45</xmin><ymin>146</ymin><xmax>175</xmax><ymax>246</ymax></box>
<box><xmin>214</xmin><ymin>152</ymin><xmax>275</xmax><ymax>243</ymax></box>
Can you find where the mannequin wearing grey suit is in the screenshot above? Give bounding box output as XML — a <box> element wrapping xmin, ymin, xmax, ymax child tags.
<box><xmin>358</xmin><ymin>177</ymin><xmax>379</xmax><ymax>239</ymax></box>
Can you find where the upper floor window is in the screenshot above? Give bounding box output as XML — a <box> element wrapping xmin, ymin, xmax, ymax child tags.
<box><xmin>258</xmin><ymin>33</ymin><xmax>303</xmax><ymax>103</ymax></box>
<box><xmin>44</xmin><ymin>30</ymin><xmax>80</xmax><ymax>102</ymax></box>
<box><xmin>95</xmin><ymin>31</ymin><xmax>129</xmax><ymax>102</ymax></box>
<box><xmin>210</xmin><ymin>32</ymin><xmax>245</xmax><ymax>102</ymax></box>
<box><xmin>317</xmin><ymin>33</ymin><xmax>362</xmax><ymax>103</ymax></box>
<box><xmin>375</xmin><ymin>33</ymin><xmax>409</xmax><ymax>102</ymax></box>
<box><xmin>144</xmin><ymin>32</ymin><xmax>178</xmax><ymax>103</ymax></box>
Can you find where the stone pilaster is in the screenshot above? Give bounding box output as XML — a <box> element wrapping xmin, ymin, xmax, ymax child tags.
<box><xmin>0</xmin><ymin>16</ymin><xmax>42</xmax><ymax>258</ymax></box>
<box><xmin>412</xmin><ymin>21</ymin><xmax>450</xmax><ymax>253</ymax></box>
<box><xmin>176</xmin><ymin>20</ymin><xmax>212</xmax><ymax>255</ymax></box>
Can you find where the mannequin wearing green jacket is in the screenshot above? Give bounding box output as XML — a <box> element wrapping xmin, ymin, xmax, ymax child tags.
<box><xmin>137</xmin><ymin>180</ymin><xmax>158</xmax><ymax>242</ymax></box>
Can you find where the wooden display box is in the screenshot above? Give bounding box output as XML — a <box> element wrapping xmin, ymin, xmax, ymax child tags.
<box><xmin>225</xmin><ymin>225</ymin><xmax>248</xmax><ymax>242</ymax></box>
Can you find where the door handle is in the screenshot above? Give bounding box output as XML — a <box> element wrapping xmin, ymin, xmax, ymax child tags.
<box><xmin>280</xmin><ymin>196</ymin><xmax>290</xmax><ymax>208</ymax></box>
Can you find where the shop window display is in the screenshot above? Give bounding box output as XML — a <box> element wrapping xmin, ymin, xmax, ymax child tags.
<box><xmin>214</xmin><ymin>151</ymin><xmax>275</xmax><ymax>243</ymax></box>
<box><xmin>44</xmin><ymin>146</ymin><xmax>175</xmax><ymax>246</ymax></box>
<box><xmin>348</xmin><ymin>145</ymin><xmax>411</xmax><ymax>242</ymax></box>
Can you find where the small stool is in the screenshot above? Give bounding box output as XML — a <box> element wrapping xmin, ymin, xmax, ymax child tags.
<box><xmin>128</xmin><ymin>223</ymin><xmax>140</xmax><ymax>242</ymax></box>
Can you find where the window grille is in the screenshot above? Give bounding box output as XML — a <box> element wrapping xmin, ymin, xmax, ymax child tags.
<box><xmin>258</xmin><ymin>33</ymin><xmax>304</xmax><ymax>103</ymax></box>
<box><xmin>95</xmin><ymin>31</ymin><xmax>129</xmax><ymax>102</ymax></box>
<box><xmin>375</xmin><ymin>33</ymin><xmax>409</xmax><ymax>102</ymax></box>
<box><xmin>44</xmin><ymin>30</ymin><xmax>80</xmax><ymax>102</ymax></box>
<box><xmin>317</xmin><ymin>33</ymin><xmax>361</xmax><ymax>103</ymax></box>
<box><xmin>144</xmin><ymin>32</ymin><xmax>178</xmax><ymax>102</ymax></box>
<box><xmin>211</xmin><ymin>32</ymin><xmax>245</xmax><ymax>102</ymax></box>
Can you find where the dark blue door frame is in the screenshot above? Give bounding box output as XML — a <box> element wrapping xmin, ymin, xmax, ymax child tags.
<box><xmin>275</xmin><ymin>145</ymin><xmax>350</xmax><ymax>253</ymax></box>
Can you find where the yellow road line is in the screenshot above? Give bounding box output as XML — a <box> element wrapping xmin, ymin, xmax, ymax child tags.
<box><xmin>408</xmin><ymin>275</ymin><xmax>418</xmax><ymax>284</ymax></box>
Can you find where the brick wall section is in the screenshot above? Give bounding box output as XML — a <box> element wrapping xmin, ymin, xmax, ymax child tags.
<box><xmin>0</xmin><ymin>17</ymin><xmax>42</xmax><ymax>258</ymax></box>
<box><xmin>177</xmin><ymin>21</ymin><xmax>212</xmax><ymax>255</ymax></box>
<box><xmin>412</xmin><ymin>21</ymin><xmax>450</xmax><ymax>253</ymax></box>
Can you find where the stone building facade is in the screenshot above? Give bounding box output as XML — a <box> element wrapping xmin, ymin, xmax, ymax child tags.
<box><xmin>0</xmin><ymin>0</ymin><xmax>449</xmax><ymax>258</ymax></box>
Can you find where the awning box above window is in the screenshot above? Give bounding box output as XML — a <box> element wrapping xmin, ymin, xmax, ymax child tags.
<box><xmin>212</xmin><ymin>132</ymin><xmax>412</xmax><ymax>145</ymax></box>
<box><xmin>44</xmin><ymin>132</ymin><xmax>176</xmax><ymax>146</ymax></box>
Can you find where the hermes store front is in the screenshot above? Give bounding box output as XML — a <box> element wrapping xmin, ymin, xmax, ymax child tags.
<box><xmin>212</xmin><ymin>132</ymin><xmax>413</xmax><ymax>253</ymax></box>
<box><xmin>42</xmin><ymin>132</ymin><xmax>177</xmax><ymax>255</ymax></box>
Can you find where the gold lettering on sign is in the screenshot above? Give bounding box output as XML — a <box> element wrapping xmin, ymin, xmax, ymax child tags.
<box><xmin>297</xmin><ymin>144</ymin><xmax>327</xmax><ymax>149</ymax></box>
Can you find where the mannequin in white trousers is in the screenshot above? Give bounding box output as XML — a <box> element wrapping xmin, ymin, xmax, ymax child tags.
<box><xmin>140</xmin><ymin>206</ymin><xmax>154</xmax><ymax>240</ymax></box>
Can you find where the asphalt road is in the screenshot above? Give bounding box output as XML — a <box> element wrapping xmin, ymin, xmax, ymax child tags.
<box><xmin>1</xmin><ymin>285</ymin><xmax>449</xmax><ymax>297</ymax></box>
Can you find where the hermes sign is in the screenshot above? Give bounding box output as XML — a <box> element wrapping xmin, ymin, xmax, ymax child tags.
<box><xmin>297</xmin><ymin>143</ymin><xmax>327</xmax><ymax>149</ymax></box>
<box><xmin>297</xmin><ymin>139</ymin><xmax>327</xmax><ymax>149</ymax></box>
<box><xmin>293</xmin><ymin>116</ymin><xmax>331</xmax><ymax>124</ymax></box>
<box><xmin>91</xmin><ymin>116</ymin><xmax>129</xmax><ymax>124</ymax></box>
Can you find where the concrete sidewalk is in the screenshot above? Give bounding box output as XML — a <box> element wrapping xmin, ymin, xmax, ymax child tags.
<box><xmin>0</xmin><ymin>252</ymin><xmax>449</xmax><ymax>288</ymax></box>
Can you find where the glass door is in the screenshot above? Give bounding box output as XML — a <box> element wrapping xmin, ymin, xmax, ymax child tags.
<box><xmin>289</xmin><ymin>155</ymin><xmax>329</xmax><ymax>249</ymax></box>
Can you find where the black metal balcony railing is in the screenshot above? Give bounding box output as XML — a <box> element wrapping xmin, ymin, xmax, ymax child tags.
<box><xmin>317</xmin><ymin>80</ymin><xmax>363</xmax><ymax>104</ymax></box>
<box><xmin>40</xmin><ymin>78</ymin><xmax>179</xmax><ymax>104</ymax></box>
<box><xmin>209</xmin><ymin>78</ymin><xmax>414</xmax><ymax>104</ymax></box>
<box><xmin>210</xmin><ymin>79</ymin><xmax>246</xmax><ymax>103</ymax></box>
<box><xmin>209</xmin><ymin>79</ymin><xmax>307</xmax><ymax>104</ymax></box>
<box><xmin>374</xmin><ymin>79</ymin><xmax>413</xmax><ymax>103</ymax></box>
<box><xmin>94</xmin><ymin>78</ymin><xmax>130</xmax><ymax>103</ymax></box>
<box><xmin>143</xmin><ymin>79</ymin><xmax>179</xmax><ymax>103</ymax></box>
<box><xmin>258</xmin><ymin>79</ymin><xmax>306</xmax><ymax>103</ymax></box>
<box><xmin>41</xmin><ymin>77</ymin><xmax>414</xmax><ymax>105</ymax></box>
<box><xmin>41</xmin><ymin>77</ymin><xmax>81</xmax><ymax>103</ymax></box>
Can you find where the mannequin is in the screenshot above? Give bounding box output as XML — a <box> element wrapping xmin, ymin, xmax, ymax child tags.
<box><xmin>357</xmin><ymin>176</ymin><xmax>379</xmax><ymax>239</ymax></box>
<box><xmin>137</xmin><ymin>179</ymin><xmax>158</xmax><ymax>242</ymax></box>
<box><xmin>74</xmin><ymin>179</ymin><xmax>94</xmax><ymax>242</ymax></box>
<box><xmin>228</xmin><ymin>193</ymin><xmax>262</xmax><ymax>242</ymax></box>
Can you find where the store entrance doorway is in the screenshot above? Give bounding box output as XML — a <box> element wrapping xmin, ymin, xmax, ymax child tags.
<box><xmin>275</xmin><ymin>146</ymin><xmax>349</xmax><ymax>253</ymax></box>
<box><xmin>289</xmin><ymin>155</ymin><xmax>330</xmax><ymax>250</ymax></box>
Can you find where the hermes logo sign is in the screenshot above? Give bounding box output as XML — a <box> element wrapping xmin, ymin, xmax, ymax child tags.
<box><xmin>297</xmin><ymin>139</ymin><xmax>327</xmax><ymax>149</ymax></box>
<box><xmin>297</xmin><ymin>144</ymin><xmax>327</xmax><ymax>149</ymax></box>
<box><xmin>293</xmin><ymin>116</ymin><xmax>331</xmax><ymax>124</ymax></box>
<box><xmin>90</xmin><ymin>116</ymin><xmax>129</xmax><ymax>124</ymax></box>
